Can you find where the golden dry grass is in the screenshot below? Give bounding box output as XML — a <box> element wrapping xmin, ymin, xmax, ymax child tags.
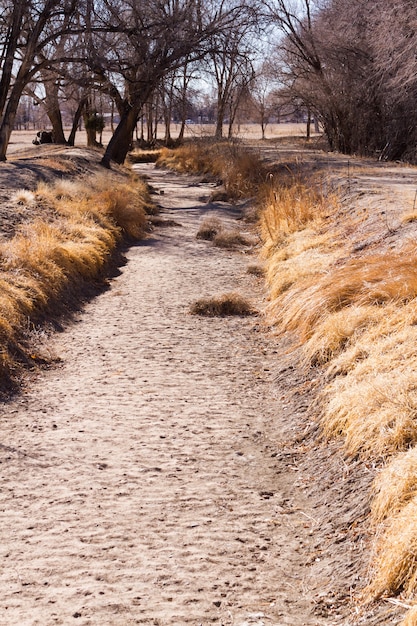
<box><xmin>271</xmin><ymin>248</ymin><xmax>417</xmax><ymax>344</ymax></box>
<box><xmin>372</xmin><ymin>448</ymin><xmax>417</xmax><ymax>525</ymax></box>
<box><xmin>366</xmin><ymin>498</ymin><xmax>417</xmax><ymax>599</ymax></box>
<box><xmin>127</xmin><ymin>149</ymin><xmax>161</xmax><ymax>163</ymax></box>
<box><xmin>190</xmin><ymin>292</ymin><xmax>256</xmax><ymax>317</ymax></box>
<box><xmin>318</xmin><ymin>300</ymin><xmax>417</xmax><ymax>458</ymax></box>
<box><xmin>0</xmin><ymin>173</ymin><xmax>150</xmax><ymax>391</ymax></box>
<box><xmin>259</xmin><ymin>179</ymin><xmax>337</xmax><ymax>247</ymax></box>
<box><xmin>256</xmin><ymin>153</ymin><xmax>417</xmax><ymax>608</ymax></box>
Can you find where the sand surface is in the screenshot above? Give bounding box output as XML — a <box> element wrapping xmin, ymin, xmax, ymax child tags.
<box><xmin>0</xmin><ymin>164</ymin><xmax>334</xmax><ymax>626</ymax></box>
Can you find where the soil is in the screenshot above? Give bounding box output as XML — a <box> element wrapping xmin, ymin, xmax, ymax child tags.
<box><xmin>0</xmin><ymin>138</ymin><xmax>415</xmax><ymax>625</ymax></box>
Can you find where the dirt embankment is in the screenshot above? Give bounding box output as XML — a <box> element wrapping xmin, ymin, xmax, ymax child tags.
<box><xmin>0</xmin><ymin>142</ymin><xmax>412</xmax><ymax>625</ymax></box>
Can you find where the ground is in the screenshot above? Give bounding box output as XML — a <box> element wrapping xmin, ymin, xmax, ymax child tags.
<box><xmin>0</xmin><ymin>132</ymin><xmax>416</xmax><ymax>625</ymax></box>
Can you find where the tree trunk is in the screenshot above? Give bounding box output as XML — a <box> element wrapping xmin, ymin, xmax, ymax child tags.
<box><xmin>42</xmin><ymin>68</ymin><xmax>66</xmax><ymax>143</ymax></box>
<box><xmin>177</xmin><ymin>120</ymin><xmax>186</xmax><ymax>143</ymax></box>
<box><xmin>164</xmin><ymin>114</ymin><xmax>172</xmax><ymax>145</ymax></box>
<box><xmin>0</xmin><ymin>86</ymin><xmax>22</xmax><ymax>161</ymax></box>
<box><xmin>101</xmin><ymin>104</ymin><xmax>140</xmax><ymax>167</ymax></box>
<box><xmin>46</xmin><ymin>104</ymin><xmax>66</xmax><ymax>144</ymax></box>
<box><xmin>215</xmin><ymin>99</ymin><xmax>226</xmax><ymax>139</ymax></box>
<box><xmin>306</xmin><ymin>108</ymin><xmax>311</xmax><ymax>140</ymax></box>
<box><xmin>67</xmin><ymin>96</ymin><xmax>87</xmax><ymax>146</ymax></box>
<box><xmin>0</xmin><ymin>1</ymin><xmax>25</xmax><ymax>117</ymax></box>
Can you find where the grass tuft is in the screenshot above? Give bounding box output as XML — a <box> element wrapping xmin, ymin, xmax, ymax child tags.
<box><xmin>212</xmin><ymin>229</ymin><xmax>253</xmax><ymax>249</ymax></box>
<box><xmin>366</xmin><ymin>497</ymin><xmax>417</xmax><ymax>599</ymax></box>
<box><xmin>190</xmin><ymin>292</ymin><xmax>256</xmax><ymax>317</ymax></box>
<box><xmin>246</xmin><ymin>263</ymin><xmax>265</xmax><ymax>276</ymax></box>
<box><xmin>371</xmin><ymin>448</ymin><xmax>417</xmax><ymax>525</ymax></box>
<box><xmin>196</xmin><ymin>217</ymin><xmax>222</xmax><ymax>240</ymax></box>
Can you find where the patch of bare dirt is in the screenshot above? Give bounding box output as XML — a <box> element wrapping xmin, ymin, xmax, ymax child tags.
<box><xmin>0</xmin><ymin>140</ymin><xmax>413</xmax><ymax>625</ymax></box>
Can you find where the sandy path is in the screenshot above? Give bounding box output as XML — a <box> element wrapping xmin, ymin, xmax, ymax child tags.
<box><xmin>0</xmin><ymin>166</ymin><xmax>330</xmax><ymax>626</ymax></box>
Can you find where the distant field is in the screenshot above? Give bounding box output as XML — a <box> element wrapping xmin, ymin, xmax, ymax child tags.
<box><xmin>7</xmin><ymin>123</ymin><xmax>311</xmax><ymax>155</ymax></box>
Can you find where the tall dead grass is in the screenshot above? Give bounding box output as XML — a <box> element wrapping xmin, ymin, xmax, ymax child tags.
<box><xmin>366</xmin><ymin>498</ymin><xmax>417</xmax><ymax>599</ymax></box>
<box><xmin>0</xmin><ymin>174</ymin><xmax>150</xmax><ymax>392</ymax></box>
<box><xmin>258</xmin><ymin>154</ymin><xmax>417</xmax><ymax>612</ymax></box>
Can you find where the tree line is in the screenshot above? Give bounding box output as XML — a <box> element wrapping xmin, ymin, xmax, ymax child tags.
<box><xmin>1</xmin><ymin>0</ymin><xmax>417</xmax><ymax>165</ymax></box>
<box><xmin>271</xmin><ymin>0</ymin><xmax>417</xmax><ymax>161</ymax></box>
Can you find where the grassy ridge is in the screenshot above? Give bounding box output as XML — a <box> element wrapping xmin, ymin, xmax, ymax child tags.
<box><xmin>157</xmin><ymin>140</ymin><xmax>417</xmax><ymax>622</ymax></box>
<box><xmin>0</xmin><ymin>173</ymin><xmax>150</xmax><ymax>392</ymax></box>
<box><xmin>260</xmin><ymin>163</ymin><xmax>417</xmax><ymax>620</ymax></box>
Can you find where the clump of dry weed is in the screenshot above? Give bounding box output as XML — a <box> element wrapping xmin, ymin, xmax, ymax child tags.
<box><xmin>196</xmin><ymin>217</ymin><xmax>222</xmax><ymax>241</ymax></box>
<box><xmin>197</xmin><ymin>217</ymin><xmax>254</xmax><ymax>249</ymax></box>
<box><xmin>246</xmin><ymin>263</ymin><xmax>265</xmax><ymax>276</ymax></box>
<box><xmin>190</xmin><ymin>292</ymin><xmax>256</xmax><ymax>317</ymax></box>
<box><xmin>212</xmin><ymin>229</ymin><xmax>253</xmax><ymax>249</ymax></box>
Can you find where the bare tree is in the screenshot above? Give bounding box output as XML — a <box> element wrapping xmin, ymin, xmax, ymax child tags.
<box><xmin>249</xmin><ymin>61</ymin><xmax>277</xmax><ymax>139</ymax></box>
<box><xmin>205</xmin><ymin>22</ymin><xmax>257</xmax><ymax>139</ymax></box>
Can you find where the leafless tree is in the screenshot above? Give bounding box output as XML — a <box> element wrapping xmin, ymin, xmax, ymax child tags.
<box><xmin>204</xmin><ymin>22</ymin><xmax>257</xmax><ymax>139</ymax></box>
<box><xmin>249</xmin><ymin>60</ymin><xmax>277</xmax><ymax>139</ymax></box>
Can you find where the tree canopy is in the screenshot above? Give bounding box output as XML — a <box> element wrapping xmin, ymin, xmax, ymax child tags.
<box><xmin>2</xmin><ymin>0</ymin><xmax>417</xmax><ymax>163</ymax></box>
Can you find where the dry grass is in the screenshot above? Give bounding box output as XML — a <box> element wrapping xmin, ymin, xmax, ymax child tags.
<box><xmin>212</xmin><ymin>229</ymin><xmax>253</xmax><ymax>249</ymax></box>
<box><xmin>366</xmin><ymin>498</ymin><xmax>417</xmax><ymax>599</ymax></box>
<box><xmin>257</xmin><ymin>155</ymin><xmax>417</xmax><ymax>607</ymax></box>
<box><xmin>264</xmin><ymin>231</ymin><xmax>340</xmax><ymax>301</ymax></box>
<box><xmin>0</xmin><ymin>173</ymin><xmax>150</xmax><ymax>392</ymax></box>
<box><xmin>196</xmin><ymin>217</ymin><xmax>222</xmax><ymax>241</ymax></box>
<box><xmin>302</xmin><ymin>304</ymin><xmax>384</xmax><ymax>366</ymax></box>
<box><xmin>197</xmin><ymin>217</ymin><xmax>255</xmax><ymax>249</ymax></box>
<box><xmin>259</xmin><ymin>179</ymin><xmax>336</xmax><ymax>248</ymax></box>
<box><xmin>246</xmin><ymin>262</ymin><xmax>265</xmax><ymax>276</ymax></box>
<box><xmin>190</xmin><ymin>292</ymin><xmax>256</xmax><ymax>317</ymax></box>
<box><xmin>127</xmin><ymin>149</ymin><xmax>161</xmax><ymax>163</ymax></box>
<box><xmin>271</xmin><ymin>248</ymin><xmax>417</xmax><ymax>344</ymax></box>
<box><xmin>13</xmin><ymin>189</ymin><xmax>35</xmax><ymax>205</ymax></box>
<box><xmin>372</xmin><ymin>448</ymin><xmax>417</xmax><ymax>525</ymax></box>
<box><xmin>317</xmin><ymin>298</ymin><xmax>417</xmax><ymax>458</ymax></box>
<box><xmin>157</xmin><ymin>141</ymin><xmax>267</xmax><ymax>199</ymax></box>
